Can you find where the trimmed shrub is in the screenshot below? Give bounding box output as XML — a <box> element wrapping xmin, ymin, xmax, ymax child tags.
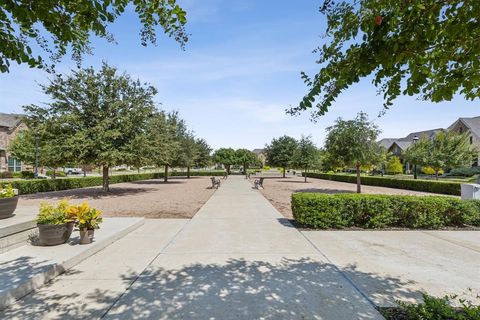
<box><xmin>0</xmin><ymin>172</ymin><xmax>13</xmax><ymax>179</ymax></box>
<box><xmin>21</xmin><ymin>171</ymin><xmax>35</xmax><ymax>179</ymax></box>
<box><xmin>46</xmin><ymin>170</ymin><xmax>67</xmax><ymax>178</ymax></box>
<box><xmin>422</xmin><ymin>166</ymin><xmax>444</xmax><ymax>175</ymax></box>
<box><xmin>305</xmin><ymin>172</ymin><xmax>461</xmax><ymax>195</ymax></box>
<box><xmin>291</xmin><ymin>193</ymin><xmax>480</xmax><ymax>229</ymax></box>
<box><xmin>11</xmin><ymin>171</ymin><xmax>224</xmax><ymax>195</ymax></box>
<box><xmin>448</xmin><ymin>166</ymin><xmax>480</xmax><ymax>177</ymax></box>
<box><xmin>385</xmin><ymin>156</ymin><xmax>403</xmax><ymax>175</ymax></box>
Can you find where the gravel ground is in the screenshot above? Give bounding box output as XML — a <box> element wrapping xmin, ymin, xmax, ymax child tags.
<box><xmin>257</xmin><ymin>176</ymin><xmax>443</xmax><ymax>220</ymax></box>
<box><xmin>18</xmin><ymin>177</ymin><xmax>216</xmax><ymax>219</ymax></box>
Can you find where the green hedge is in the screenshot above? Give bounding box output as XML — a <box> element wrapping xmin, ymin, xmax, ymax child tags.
<box><xmin>305</xmin><ymin>172</ymin><xmax>461</xmax><ymax>195</ymax></box>
<box><xmin>292</xmin><ymin>193</ymin><xmax>480</xmax><ymax>229</ymax></box>
<box><xmin>11</xmin><ymin>171</ymin><xmax>224</xmax><ymax>195</ymax></box>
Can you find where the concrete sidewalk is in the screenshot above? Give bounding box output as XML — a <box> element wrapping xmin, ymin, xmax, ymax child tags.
<box><xmin>104</xmin><ymin>176</ymin><xmax>383</xmax><ymax>319</ymax></box>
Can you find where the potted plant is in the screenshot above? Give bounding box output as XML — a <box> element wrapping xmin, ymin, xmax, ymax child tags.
<box><xmin>69</xmin><ymin>203</ymin><xmax>102</xmax><ymax>245</ymax></box>
<box><xmin>0</xmin><ymin>184</ymin><xmax>19</xmax><ymax>219</ymax></box>
<box><xmin>37</xmin><ymin>200</ymin><xmax>75</xmax><ymax>246</ymax></box>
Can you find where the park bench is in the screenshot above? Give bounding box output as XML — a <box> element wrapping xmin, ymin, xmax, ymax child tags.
<box><xmin>211</xmin><ymin>177</ymin><xmax>221</xmax><ymax>189</ymax></box>
<box><xmin>254</xmin><ymin>177</ymin><xmax>264</xmax><ymax>189</ymax></box>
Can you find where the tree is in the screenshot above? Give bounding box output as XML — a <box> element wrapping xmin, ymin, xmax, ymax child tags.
<box><xmin>174</xmin><ymin>131</ymin><xmax>199</xmax><ymax>179</ymax></box>
<box><xmin>141</xmin><ymin>111</ymin><xmax>180</xmax><ymax>182</ymax></box>
<box><xmin>0</xmin><ymin>0</ymin><xmax>187</xmax><ymax>73</ymax></box>
<box><xmin>24</xmin><ymin>63</ymin><xmax>157</xmax><ymax>191</ymax></box>
<box><xmin>324</xmin><ymin>112</ymin><xmax>383</xmax><ymax>193</ymax></box>
<box><xmin>194</xmin><ymin>139</ymin><xmax>212</xmax><ymax>169</ymax></box>
<box><xmin>265</xmin><ymin>135</ymin><xmax>298</xmax><ymax>178</ymax></box>
<box><xmin>405</xmin><ymin>131</ymin><xmax>475</xmax><ymax>180</ymax></box>
<box><xmin>289</xmin><ymin>1</ymin><xmax>480</xmax><ymax>119</ymax></box>
<box><xmin>293</xmin><ymin>135</ymin><xmax>319</xmax><ymax>182</ymax></box>
<box><xmin>235</xmin><ymin>149</ymin><xmax>258</xmax><ymax>176</ymax></box>
<box><xmin>385</xmin><ymin>156</ymin><xmax>403</xmax><ymax>175</ymax></box>
<box><xmin>213</xmin><ymin>148</ymin><xmax>236</xmax><ymax>174</ymax></box>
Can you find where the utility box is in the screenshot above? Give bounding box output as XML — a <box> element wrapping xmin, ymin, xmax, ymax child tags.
<box><xmin>461</xmin><ymin>184</ymin><xmax>480</xmax><ymax>200</ymax></box>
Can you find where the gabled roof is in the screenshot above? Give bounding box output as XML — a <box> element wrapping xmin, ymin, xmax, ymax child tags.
<box><xmin>391</xmin><ymin>141</ymin><xmax>412</xmax><ymax>151</ymax></box>
<box><xmin>252</xmin><ymin>148</ymin><xmax>265</xmax><ymax>155</ymax></box>
<box><xmin>379</xmin><ymin>128</ymin><xmax>443</xmax><ymax>151</ymax></box>
<box><xmin>378</xmin><ymin>138</ymin><xmax>397</xmax><ymax>149</ymax></box>
<box><xmin>449</xmin><ymin>116</ymin><xmax>480</xmax><ymax>138</ymax></box>
<box><xmin>0</xmin><ymin>113</ymin><xmax>23</xmax><ymax>129</ymax></box>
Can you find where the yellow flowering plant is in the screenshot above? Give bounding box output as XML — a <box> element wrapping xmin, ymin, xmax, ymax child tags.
<box><xmin>37</xmin><ymin>199</ymin><xmax>76</xmax><ymax>225</ymax></box>
<box><xmin>68</xmin><ymin>202</ymin><xmax>103</xmax><ymax>231</ymax></box>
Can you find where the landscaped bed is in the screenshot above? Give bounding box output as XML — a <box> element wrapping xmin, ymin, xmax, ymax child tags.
<box><xmin>258</xmin><ymin>176</ymin><xmax>437</xmax><ymax>220</ymax></box>
<box><xmin>18</xmin><ymin>176</ymin><xmax>216</xmax><ymax>219</ymax></box>
<box><xmin>292</xmin><ymin>193</ymin><xmax>480</xmax><ymax>229</ymax></box>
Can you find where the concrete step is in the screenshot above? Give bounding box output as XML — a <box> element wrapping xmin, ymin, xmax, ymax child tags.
<box><xmin>0</xmin><ymin>217</ymin><xmax>145</xmax><ymax>310</ymax></box>
<box><xmin>0</xmin><ymin>207</ymin><xmax>38</xmax><ymax>254</ymax></box>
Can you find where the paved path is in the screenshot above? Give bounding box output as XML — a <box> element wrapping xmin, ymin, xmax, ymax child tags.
<box><xmin>1</xmin><ymin>176</ymin><xmax>383</xmax><ymax>319</ymax></box>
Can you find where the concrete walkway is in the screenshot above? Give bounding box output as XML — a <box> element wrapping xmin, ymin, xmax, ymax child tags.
<box><xmin>1</xmin><ymin>176</ymin><xmax>383</xmax><ymax>319</ymax></box>
<box><xmin>103</xmin><ymin>176</ymin><xmax>383</xmax><ymax>319</ymax></box>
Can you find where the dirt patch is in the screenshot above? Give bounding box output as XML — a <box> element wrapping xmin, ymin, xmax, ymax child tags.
<box><xmin>18</xmin><ymin>177</ymin><xmax>216</xmax><ymax>219</ymax></box>
<box><xmin>258</xmin><ymin>176</ymin><xmax>441</xmax><ymax>220</ymax></box>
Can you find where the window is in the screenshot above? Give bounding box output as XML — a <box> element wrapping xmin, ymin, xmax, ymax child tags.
<box><xmin>7</xmin><ymin>157</ymin><xmax>21</xmax><ymax>172</ymax></box>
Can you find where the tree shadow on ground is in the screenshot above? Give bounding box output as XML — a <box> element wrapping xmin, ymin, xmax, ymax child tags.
<box><xmin>0</xmin><ymin>256</ymin><xmax>427</xmax><ymax>319</ymax></box>
<box><xmin>129</xmin><ymin>180</ymin><xmax>184</xmax><ymax>185</ymax></box>
<box><xmin>20</xmin><ymin>186</ymin><xmax>155</xmax><ymax>200</ymax></box>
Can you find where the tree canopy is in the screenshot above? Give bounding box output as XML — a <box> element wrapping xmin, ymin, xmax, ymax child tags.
<box><xmin>289</xmin><ymin>1</ymin><xmax>480</xmax><ymax>119</ymax></box>
<box><xmin>235</xmin><ymin>149</ymin><xmax>258</xmax><ymax>175</ymax></box>
<box><xmin>293</xmin><ymin>135</ymin><xmax>319</xmax><ymax>182</ymax></box>
<box><xmin>324</xmin><ymin>112</ymin><xmax>383</xmax><ymax>192</ymax></box>
<box><xmin>213</xmin><ymin>148</ymin><xmax>236</xmax><ymax>174</ymax></box>
<box><xmin>265</xmin><ymin>135</ymin><xmax>298</xmax><ymax>178</ymax></box>
<box><xmin>22</xmin><ymin>63</ymin><xmax>157</xmax><ymax>190</ymax></box>
<box><xmin>0</xmin><ymin>0</ymin><xmax>188</xmax><ymax>72</ymax></box>
<box><xmin>404</xmin><ymin>131</ymin><xmax>476</xmax><ymax>179</ymax></box>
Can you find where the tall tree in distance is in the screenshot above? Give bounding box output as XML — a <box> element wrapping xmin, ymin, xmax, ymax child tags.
<box><xmin>0</xmin><ymin>0</ymin><xmax>187</xmax><ymax>73</ymax></box>
<box><xmin>289</xmin><ymin>1</ymin><xmax>480</xmax><ymax>119</ymax></box>
<box><xmin>235</xmin><ymin>149</ymin><xmax>258</xmax><ymax>177</ymax></box>
<box><xmin>324</xmin><ymin>112</ymin><xmax>383</xmax><ymax>193</ymax></box>
<box><xmin>265</xmin><ymin>135</ymin><xmax>298</xmax><ymax>178</ymax></box>
<box><xmin>213</xmin><ymin>148</ymin><xmax>236</xmax><ymax>174</ymax></box>
<box><xmin>194</xmin><ymin>139</ymin><xmax>212</xmax><ymax>169</ymax></box>
<box><xmin>293</xmin><ymin>135</ymin><xmax>319</xmax><ymax>182</ymax></box>
<box><xmin>174</xmin><ymin>131</ymin><xmax>199</xmax><ymax>179</ymax></box>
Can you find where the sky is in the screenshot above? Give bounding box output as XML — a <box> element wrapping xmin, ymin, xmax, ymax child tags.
<box><xmin>0</xmin><ymin>0</ymin><xmax>478</xmax><ymax>150</ymax></box>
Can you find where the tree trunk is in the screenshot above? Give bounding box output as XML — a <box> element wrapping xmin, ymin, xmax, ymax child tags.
<box><xmin>304</xmin><ymin>168</ymin><xmax>307</xmax><ymax>182</ymax></box>
<box><xmin>283</xmin><ymin>166</ymin><xmax>286</xmax><ymax>178</ymax></box>
<box><xmin>356</xmin><ymin>164</ymin><xmax>361</xmax><ymax>193</ymax></box>
<box><xmin>52</xmin><ymin>169</ymin><xmax>56</xmax><ymax>179</ymax></box>
<box><xmin>187</xmin><ymin>166</ymin><xmax>191</xmax><ymax>179</ymax></box>
<box><xmin>226</xmin><ymin>165</ymin><xmax>231</xmax><ymax>175</ymax></box>
<box><xmin>164</xmin><ymin>165</ymin><xmax>169</xmax><ymax>182</ymax></box>
<box><xmin>102</xmin><ymin>166</ymin><xmax>109</xmax><ymax>192</ymax></box>
<box><xmin>435</xmin><ymin>170</ymin><xmax>439</xmax><ymax>180</ymax></box>
<box><xmin>83</xmin><ymin>166</ymin><xmax>87</xmax><ymax>178</ymax></box>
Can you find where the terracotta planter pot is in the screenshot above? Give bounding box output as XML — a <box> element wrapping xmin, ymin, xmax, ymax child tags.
<box><xmin>0</xmin><ymin>196</ymin><xmax>19</xmax><ymax>219</ymax></box>
<box><xmin>79</xmin><ymin>230</ymin><xmax>91</xmax><ymax>245</ymax></box>
<box><xmin>38</xmin><ymin>222</ymin><xmax>74</xmax><ymax>246</ymax></box>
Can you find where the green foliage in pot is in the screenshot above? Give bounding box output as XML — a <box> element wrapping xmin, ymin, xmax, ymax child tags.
<box><xmin>36</xmin><ymin>200</ymin><xmax>75</xmax><ymax>225</ymax></box>
<box><xmin>0</xmin><ymin>184</ymin><xmax>15</xmax><ymax>198</ymax></box>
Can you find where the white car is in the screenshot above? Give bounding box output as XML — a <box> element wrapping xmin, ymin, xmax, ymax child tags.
<box><xmin>64</xmin><ymin>167</ymin><xmax>83</xmax><ymax>175</ymax></box>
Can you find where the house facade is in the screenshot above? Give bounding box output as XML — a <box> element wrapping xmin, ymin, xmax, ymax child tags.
<box><xmin>379</xmin><ymin>116</ymin><xmax>480</xmax><ymax>171</ymax></box>
<box><xmin>0</xmin><ymin>113</ymin><xmax>27</xmax><ymax>172</ymax></box>
<box><xmin>252</xmin><ymin>148</ymin><xmax>267</xmax><ymax>167</ymax></box>
<box><xmin>448</xmin><ymin>117</ymin><xmax>480</xmax><ymax>166</ymax></box>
